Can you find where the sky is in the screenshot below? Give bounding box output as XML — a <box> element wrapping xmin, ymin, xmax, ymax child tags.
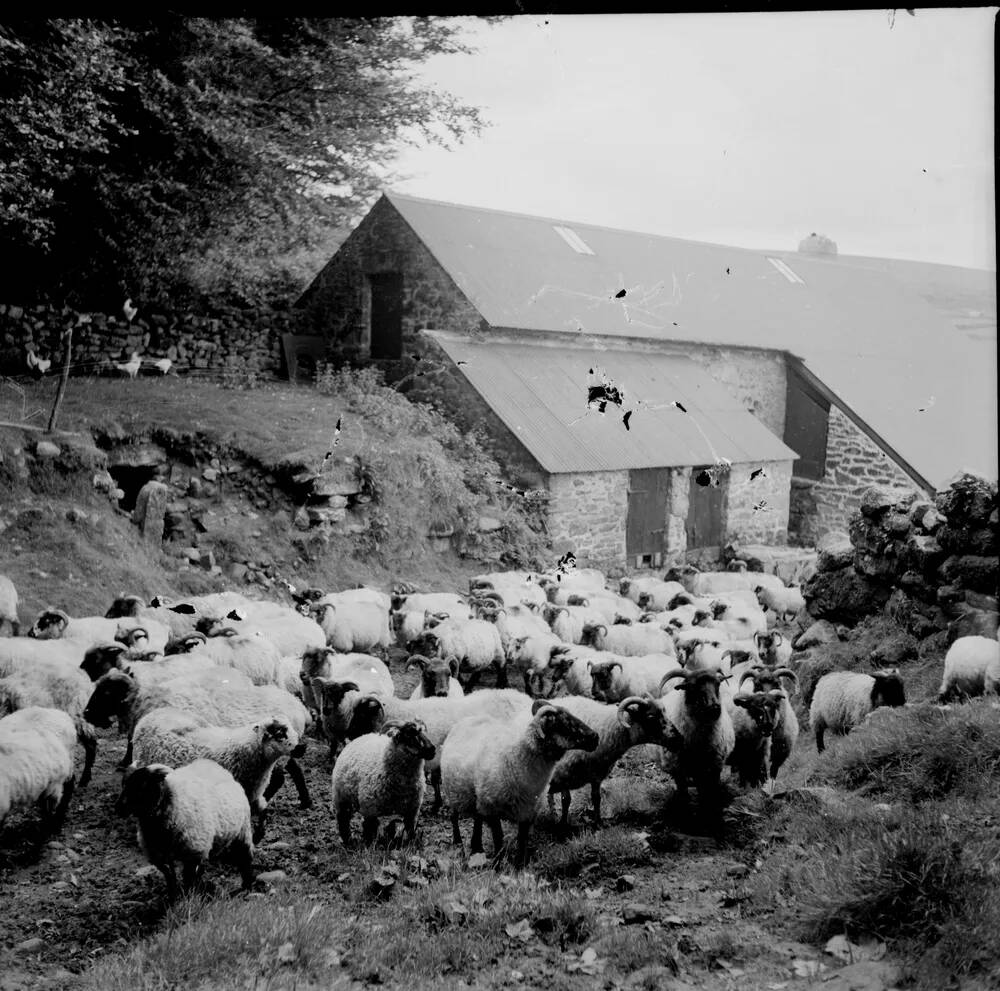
<box><xmin>385</xmin><ymin>9</ymin><xmax>996</xmax><ymax>271</ymax></box>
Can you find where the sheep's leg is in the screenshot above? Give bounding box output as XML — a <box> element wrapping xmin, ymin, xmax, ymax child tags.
<box><xmin>450</xmin><ymin>810</ymin><xmax>463</xmax><ymax>846</ymax></box>
<box><xmin>182</xmin><ymin>859</ymin><xmax>204</xmax><ymax>894</ymax></box>
<box><xmin>814</xmin><ymin>725</ymin><xmax>826</xmax><ymax>753</ymax></box>
<box><xmin>402</xmin><ymin>811</ymin><xmax>419</xmax><ymax>843</ymax></box>
<box><xmin>589</xmin><ymin>781</ymin><xmax>603</xmax><ymax>826</ymax></box>
<box><xmin>285</xmin><ymin>758</ymin><xmax>312</xmax><ymax>809</ymax></box>
<box><xmin>117</xmin><ymin>738</ymin><xmax>135</xmax><ymax>771</ymax></box>
<box><xmin>336</xmin><ymin>807</ymin><xmax>354</xmax><ymax>847</ymax></box>
<box><xmin>560</xmin><ymin>790</ymin><xmax>572</xmax><ymax>831</ymax></box>
<box><xmin>263</xmin><ymin>765</ymin><xmax>285</xmax><ymax>802</ymax></box>
<box><xmin>464</xmin><ymin>669</ymin><xmax>482</xmax><ymax>692</ymax></box>
<box><xmin>156</xmin><ymin>861</ymin><xmax>180</xmax><ymax>900</ymax></box>
<box><xmin>47</xmin><ymin>777</ymin><xmax>75</xmax><ymax>835</ymax></box>
<box><xmin>494</xmin><ymin>661</ymin><xmax>508</xmax><ymax>689</ymax></box>
<box><xmin>488</xmin><ymin>816</ymin><xmax>504</xmax><ymax>857</ymax></box>
<box><xmin>361</xmin><ymin>817</ymin><xmax>379</xmax><ymax>846</ymax></box>
<box><xmin>79</xmin><ymin>736</ymin><xmax>96</xmax><ymax>788</ymax></box>
<box><xmin>233</xmin><ymin>840</ymin><xmax>255</xmax><ymax>891</ymax></box>
<box><xmin>430</xmin><ymin>768</ymin><xmax>443</xmax><ymax>813</ymax></box>
<box><xmin>252</xmin><ymin>807</ymin><xmax>268</xmax><ymax>845</ymax></box>
<box><xmin>470</xmin><ymin>815</ymin><xmax>485</xmax><ymax>855</ymax></box>
<box><xmin>513</xmin><ymin>822</ymin><xmax>532</xmax><ymax>869</ymax></box>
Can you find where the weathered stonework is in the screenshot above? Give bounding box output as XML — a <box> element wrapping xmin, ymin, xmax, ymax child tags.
<box><xmin>547</xmin><ymin>471</ymin><xmax>629</xmax><ymax>570</ymax></box>
<box><xmin>789</xmin><ymin>406</ymin><xmax>927</xmax><ymax>545</ymax></box>
<box><xmin>726</xmin><ymin>459</ymin><xmax>793</xmax><ymax>545</ymax></box>
<box><xmin>665</xmin><ymin>467</ymin><xmax>691</xmax><ymax>562</ymax></box>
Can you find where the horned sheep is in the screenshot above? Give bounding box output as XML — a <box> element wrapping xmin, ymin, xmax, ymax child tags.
<box><xmin>414</xmin><ymin>617</ymin><xmax>507</xmax><ymax>690</ymax></box>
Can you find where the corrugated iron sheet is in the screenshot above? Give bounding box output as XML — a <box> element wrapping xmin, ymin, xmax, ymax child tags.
<box><xmin>387</xmin><ymin>192</ymin><xmax>997</xmax><ymax>487</ymax></box>
<box><xmin>428</xmin><ymin>334</ymin><xmax>797</xmax><ymax>473</ymax></box>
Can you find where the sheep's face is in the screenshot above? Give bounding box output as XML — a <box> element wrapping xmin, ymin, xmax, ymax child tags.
<box><xmin>620</xmin><ymin>698</ymin><xmax>682</xmax><ymax>751</ymax></box>
<box><xmin>580</xmin><ymin>623</ymin><xmax>602</xmax><ymax>648</ymax></box>
<box><xmin>676</xmin><ymin>672</ymin><xmax>727</xmax><ymax>721</ymax></box>
<box><xmin>257</xmin><ymin>719</ymin><xmax>300</xmax><ymax>758</ymax></box>
<box><xmin>618</xmin><ymin>578</ymin><xmax>632</xmax><ymax>597</ymax></box>
<box><xmin>28</xmin><ymin>609</ymin><xmax>69</xmax><ymax>639</ymax></box>
<box><xmin>637</xmin><ymin>592</ymin><xmax>653</xmax><ymax>610</ymax></box>
<box><xmin>871</xmin><ymin>672</ymin><xmax>906</xmax><ymax>709</ymax></box>
<box><xmin>733</xmin><ymin>693</ymin><xmax>780</xmax><ymax>735</ymax></box>
<box><xmin>385</xmin><ymin>720</ymin><xmax>435</xmax><ymax>760</ymax></box>
<box><xmin>588</xmin><ymin>662</ymin><xmax>622</xmax><ymax>703</ymax></box>
<box><xmin>345</xmin><ymin>696</ymin><xmax>385</xmax><ymax>739</ymax></box>
<box><xmin>300</xmin><ymin>647</ymin><xmax>334</xmax><ymax>682</ymax></box>
<box><xmin>83</xmin><ymin>672</ymin><xmax>132</xmax><ymax>728</ymax></box>
<box><xmin>116</xmin><ymin>765</ymin><xmax>170</xmax><ymax>818</ymax></box>
<box><xmin>314</xmin><ymin>678</ymin><xmax>360</xmax><ymax>726</ymax></box>
<box><xmin>531</xmin><ymin>703</ymin><xmax>599</xmax><ymax>757</ymax></box>
<box><xmin>80</xmin><ymin>643</ymin><xmax>128</xmax><ymax>682</ymax></box>
<box><xmin>711</xmin><ymin>601</ymin><xmax>729</xmax><ymax>620</ymax></box>
<box><xmin>409</xmin><ymin>654</ymin><xmax>455</xmax><ymax>697</ymax></box>
<box><xmin>105</xmin><ymin>595</ymin><xmax>144</xmax><ymax>619</ymax></box>
<box><xmin>116</xmin><ymin>626</ymin><xmax>149</xmax><ymax>649</ymax></box>
<box><xmin>0</xmin><ymin>617</ymin><xmax>19</xmax><ymax>637</ymax></box>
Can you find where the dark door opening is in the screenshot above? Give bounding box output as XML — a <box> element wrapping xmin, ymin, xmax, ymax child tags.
<box><xmin>784</xmin><ymin>370</ymin><xmax>830</xmax><ymax>479</ymax></box>
<box><xmin>108</xmin><ymin>465</ymin><xmax>158</xmax><ymax>512</ymax></box>
<box><xmin>369</xmin><ymin>273</ymin><xmax>403</xmax><ymax>360</ymax></box>
<box><xmin>627</xmin><ymin>468</ymin><xmax>670</xmax><ymax>566</ymax></box>
<box><xmin>686</xmin><ymin>469</ymin><xmax>725</xmax><ymax>550</ymax></box>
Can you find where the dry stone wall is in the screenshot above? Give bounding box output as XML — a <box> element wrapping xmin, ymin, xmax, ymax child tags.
<box><xmin>726</xmin><ymin>459</ymin><xmax>793</xmax><ymax>545</ymax></box>
<box><xmin>0</xmin><ymin>302</ymin><xmax>293</xmax><ymax>379</ymax></box>
<box><xmin>547</xmin><ymin>471</ymin><xmax>629</xmax><ymax>571</ymax></box>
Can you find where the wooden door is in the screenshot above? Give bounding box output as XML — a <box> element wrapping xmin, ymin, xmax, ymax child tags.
<box><xmin>627</xmin><ymin>468</ymin><xmax>670</xmax><ymax>559</ymax></box>
<box><xmin>784</xmin><ymin>371</ymin><xmax>830</xmax><ymax>479</ymax></box>
<box><xmin>686</xmin><ymin>469</ymin><xmax>725</xmax><ymax>549</ymax></box>
<box><xmin>369</xmin><ymin>273</ymin><xmax>403</xmax><ymax>359</ymax></box>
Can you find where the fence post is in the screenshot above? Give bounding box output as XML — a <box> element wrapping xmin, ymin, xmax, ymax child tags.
<box><xmin>46</xmin><ymin>324</ymin><xmax>73</xmax><ymax>434</ymax></box>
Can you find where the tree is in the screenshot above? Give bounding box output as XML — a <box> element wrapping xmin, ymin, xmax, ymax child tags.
<box><xmin>0</xmin><ymin>17</ymin><xmax>488</xmax><ymax>307</ymax></box>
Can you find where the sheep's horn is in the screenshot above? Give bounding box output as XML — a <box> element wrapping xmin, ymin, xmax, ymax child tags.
<box><xmin>739</xmin><ymin>666</ymin><xmax>764</xmax><ymax>688</ymax></box>
<box><xmin>406</xmin><ymin>655</ymin><xmax>431</xmax><ymax>671</ymax></box>
<box><xmin>658</xmin><ymin>668</ymin><xmax>687</xmax><ymax>691</ymax></box>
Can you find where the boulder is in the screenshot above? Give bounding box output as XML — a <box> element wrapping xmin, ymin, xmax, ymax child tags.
<box><xmin>934</xmin><ymin>472</ymin><xmax>997</xmax><ymax>526</ymax></box>
<box><xmin>34</xmin><ymin>440</ymin><xmax>61</xmax><ymax>459</ymax></box>
<box><xmin>792</xmin><ymin>619</ymin><xmax>844</xmax><ymax>650</ymax></box>
<box><xmin>802</xmin><ymin>567</ymin><xmax>890</xmax><ymax>625</ymax></box>
<box><xmin>946</xmin><ymin>606</ymin><xmax>1000</xmax><ymax>643</ymax></box>
<box><xmin>937</xmin><ymin>555</ymin><xmax>998</xmax><ymax>595</ymax></box>
<box><xmin>133</xmin><ymin>481</ymin><xmax>170</xmax><ymax>544</ymax></box>
<box><xmin>859</xmin><ymin>486</ymin><xmax>911</xmax><ymax>519</ymax></box>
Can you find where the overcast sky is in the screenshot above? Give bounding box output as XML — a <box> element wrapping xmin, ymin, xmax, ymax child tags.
<box><xmin>387</xmin><ymin>9</ymin><xmax>996</xmax><ymax>271</ymax></box>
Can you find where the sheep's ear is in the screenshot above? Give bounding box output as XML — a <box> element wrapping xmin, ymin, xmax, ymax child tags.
<box><xmin>406</xmin><ymin>655</ymin><xmax>430</xmax><ymax>672</ymax></box>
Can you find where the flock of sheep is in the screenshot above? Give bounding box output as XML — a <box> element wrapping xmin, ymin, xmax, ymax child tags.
<box><xmin>1</xmin><ymin>563</ymin><xmax>998</xmax><ymax>896</ymax></box>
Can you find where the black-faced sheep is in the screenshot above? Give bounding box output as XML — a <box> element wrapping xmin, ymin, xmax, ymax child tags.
<box><xmin>727</xmin><ymin>692</ymin><xmax>782</xmax><ymax>788</ymax></box>
<box><xmin>809</xmin><ymin>669</ymin><xmax>906</xmax><ymax>752</ymax></box>
<box><xmin>413</xmin><ymin>618</ymin><xmax>506</xmax><ymax>691</ymax></box>
<box><xmin>407</xmin><ymin>654</ymin><xmax>463</xmax><ymax>699</ymax></box>
<box><xmin>937</xmin><ymin>635</ymin><xmax>1000</xmax><ymax>702</ymax></box>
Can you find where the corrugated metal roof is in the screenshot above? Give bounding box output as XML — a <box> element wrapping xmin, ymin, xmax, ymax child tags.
<box><xmin>385</xmin><ymin>192</ymin><xmax>997</xmax><ymax>488</ymax></box>
<box><xmin>428</xmin><ymin>334</ymin><xmax>797</xmax><ymax>474</ymax></box>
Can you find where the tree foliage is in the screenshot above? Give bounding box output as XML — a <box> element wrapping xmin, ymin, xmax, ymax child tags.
<box><xmin>0</xmin><ymin>17</ymin><xmax>487</xmax><ymax>307</ymax></box>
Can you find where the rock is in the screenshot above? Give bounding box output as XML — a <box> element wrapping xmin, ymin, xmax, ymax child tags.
<box><xmin>187</xmin><ymin>478</ymin><xmax>203</xmax><ymax>498</ymax></box>
<box><xmin>615</xmin><ymin>874</ymin><xmax>636</xmax><ymax>892</ymax></box>
<box><xmin>65</xmin><ymin>506</ymin><xmax>89</xmax><ymax>523</ymax></box>
<box><xmin>307</xmin><ymin>506</ymin><xmax>346</xmax><ymax>524</ymax></box>
<box><xmin>817</xmin><ymin>529</ymin><xmax>852</xmax><ymax>553</ymax></box>
<box><xmin>947</xmin><ymin>606</ymin><xmax>1000</xmax><ymax>643</ymax></box>
<box><xmin>803</xmin><ymin>567</ymin><xmax>890</xmax><ymax>625</ymax></box>
<box><xmin>202</xmin><ymin>467</ymin><xmax>219</xmax><ymax>482</ymax></box>
<box><xmin>312</xmin><ymin>466</ymin><xmax>360</xmax><ymax>498</ymax></box>
<box><xmin>197</xmin><ymin>549</ymin><xmax>215</xmax><ymax>571</ymax></box>
<box><xmin>904</xmin><ymin>533</ymin><xmax>945</xmax><ymax>573</ymax></box>
<box><xmin>820</xmin><ymin>960</ymin><xmax>901</xmax><ymax>991</ymax></box>
<box><xmin>859</xmin><ymin>486</ymin><xmax>903</xmax><ymax>518</ymax></box>
<box><xmin>477</xmin><ymin>515</ymin><xmax>503</xmax><ymax>533</ymax></box>
<box><xmin>14</xmin><ymin>937</ymin><xmax>46</xmax><ymax>954</ymax></box>
<box><xmin>792</xmin><ymin>619</ymin><xmax>843</xmax><ymax>650</ymax></box>
<box><xmin>935</xmin><ymin>472</ymin><xmax>997</xmax><ymax>526</ymax></box>
<box><xmin>107</xmin><ymin>442</ymin><xmax>167</xmax><ymax>469</ymax></box>
<box><xmin>938</xmin><ymin>555</ymin><xmax>998</xmax><ymax>594</ymax></box>
<box><xmin>818</xmin><ymin>544</ymin><xmax>854</xmax><ymax>573</ymax></box>
<box><xmin>622</xmin><ymin>902</ymin><xmax>658</xmax><ymax>924</ymax></box>
<box><xmin>885</xmin><ymin>512</ymin><xmax>911</xmax><ymax>535</ymax></box>
<box><xmin>228</xmin><ymin>562</ymin><xmax>248</xmax><ymax>581</ymax></box>
<box><xmin>34</xmin><ymin>440</ymin><xmax>61</xmax><ymax>459</ymax></box>
<box><xmin>133</xmin><ymin>480</ymin><xmax>170</xmax><ymax>544</ymax></box>
<box><xmin>256</xmin><ymin>870</ymin><xmax>289</xmax><ymax>885</ymax></box>
<box><xmin>965</xmin><ymin>590</ymin><xmax>999</xmax><ymax>612</ymax></box>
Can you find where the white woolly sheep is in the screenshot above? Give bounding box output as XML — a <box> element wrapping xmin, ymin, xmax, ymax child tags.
<box><xmin>29</xmin><ymin>607</ymin><xmax>170</xmax><ymax>654</ymax></box>
<box><xmin>582</xmin><ymin>621</ymin><xmax>676</xmax><ymax>658</ymax></box>
<box><xmin>105</xmin><ymin>595</ymin><xmax>201</xmax><ymax>640</ymax></box>
<box><xmin>636</xmin><ymin>580</ymin><xmax>689</xmax><ymax>612</ymax></box>
<box><xmin>442</xmin><ymin>700</ymin><xmax>599</xmax><ymax>866</ymax></box>
<box><xmin>0</xmin><ymin>574</ymin><xmax>19</xmax><ymax>636</ymax></box>
<box><xmin>392</xmin><ymin>591</ymin><xmax>470</xmax><ymax>618</ymax></box>
<box><xmin>132</xmin><ymin>708</ymin><xmax>303</xmax><ymax>842</ymax></box>
<box><xmin>710</xmin><ymin>600</ymin><xmax>767</xmax><ymax>640</ymax></box>
<box><xmin>754</xmin><ymin>584</ymin><xmax>806</xmax><ymax>625</ymax></box>
<box><xmin>331</xmin><ymin>719</ymin><xmax>436</xmax><ymax>846</ymax></box>
<box><xmin>619</xmin><ymin>576</ymin><xmax>677</xmax><ymax>606</ymax></box>
<box><xmin>407</xmin><ymin>654</ymin><xmax>464</xmax><ymax>700</ymax></box>
<box><xmin>490</xmin><ymin>604</ymin><xmax>551</xmax><ymax>647</ymax></box>
<box><xmin>415</xmin><ymin>617</ymin><xmax>506</xmax><ymax>690</ymax></box>
<box><xmin>0</xmin><ymin>706</ymin><xmax>96</xmax><ymax>835</ymax></box>
<box><xmin>736</xmin><ymin>666</ymin><xmax>800</xmax><ymax>782</ymax></box>
<box><xmin>544</xmin><ymin>603</ymin><xmax>607</xmax><ymax>646</ymax></box>
<box><xmin>0</xmin><ymin>636</ymin><xmax>86</xmax><ymax>671</ymax></box>
<box><xmin>727</xmin><ymin>692</ymin><xmax>782</xmax><ymax>788</ymax></box>
<box><xmin>115</xmin><ymin>759</ymin><xmax>255</xmax><ymax>898</ymax></box>
<box><xmin>587</xmin><ymin>654</ymin><xmax>677</xmax><ymax>703</ymax></box>
<box><xmin>809</xmin><ymin>669</ymin><xmax>906</xmax><ymax>752</ymax></box>
<box><xmin>321</xmin><ymin>587</ymin><xmax>393</xmax><ymax>613</ymax></box>
<box><xmin>207</xmin><ymin>602</ymin><xmax>326</xmax><ymax>658</ymax></box>
<box><xmin>752</xmin><ymin>630</ymin><xmax>793</xmax><ymax>668</ymax></box>
<box><xmin>667</xmin><ymin>566</ymin><xmax>785</xmax><ymax>597</ymax></box>
<box><xmin>313</xmin><ymin>600</ymin><xmax>392</xmax><ymax>655</ymax></box>
<box><xmin>342</xmin><ymin>688</ymin><xmax>535</xmax><ymax>811</ymax></box>
<box><xmin>0</xmin><ymin>656</ymin><xmax>95</xmax><ymax>720</ymax></box>
<box><xmin>547</xmin><ymin>695</ymin><xmax>683</xmax><ymax>828</ymax></box>
<box><xmin>938</xmin><ymin>635</ymin><xmax>1000</xmax><ymax>702</ymax></box>
<box><xmin>506</xmin><ymin>632</ymin><xmax>562</xmax><ymax>696</ymax></box>
<box><xmin>186</xmin><ymin>629</ymin><xmax>285</xmax><ymax>686</ymax></box>
<box><xmin>655</xmin><ymin>667</ymin><xmax>736</xmax><ymax>821</ymax></box>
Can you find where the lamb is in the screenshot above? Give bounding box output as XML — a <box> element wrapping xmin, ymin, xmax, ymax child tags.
<box><xmin>546</xmin><ymin>695</ymin><xmax>683</xmax><ymax>828</ymax></box>
<box><xmin>132</xmin><ymin>709</ymin><xmax>303</xmax><ymax>841</ymax></box>
<box><xmin>810</xmin><ymin>669</ymin><xmax>906</xmax><ymax>752</ymax></box>
<box><xmin>655</xmin><ymin>667</ymin><xmax>736</xmax><ymax>821</ymax></box>
<box><xmin>588</xmin><ymin>655</ymin><xmax>677</xmax><ymax>703</ymax></box>
<box><xmin>414</xmin><ymin>617</ymin><xmax>507</xmax><ymax>690</ymax></box>
<box><xmin>115</xmin><ymin>759</ymin><xmax>255</xmax><ymax>898</ymax></box>
<box><xmin>582</xmin><ymin>621</ymin><xmax>676</xmax><ymax>658</ymax></box>
<box><xmin>341</xmin><ymin>688</ymin><xmax>535</xmax><ymax>810</ymax></box>
<box><xmin>313</xmin><ymin>600</ymin><xmax>392</xmax><ymax>655</ymax></box>
<box><xmin>441</xmin><ymin>700</ymin><xmax>599</xmax><ymax>867</ymax></box>
<box><xmin>754</xmin><ymin>584</ymin><xmax>806</xmax><ymax>625</ymax></box>
<box><xmin>1</xmin><ymin>575</ymin><xmax>21</xmax><ymax>636</ymax></box>
<box><xmin>0</xmin><ymin>707</ymin><xmax>96</xmax><ymax>835</ymax></box>
<box><xmin>506</xmin><ymin>632</ymin><xmax>562</xmax><ymax>695</ymax></box>
<box><xmin>753</xmin><ymin>630</ymin><xmax>793</xmax><ymax>668</ymax></box>
<box><xmin>937</xmin><ymin>635</ymin><xmax>1000</xmax><ymax>702</ymax></box>
<box><xmin>736</xmin><ymin>666</ymin><xmax>799</xmax><ymax>782</ymax></box>
<box><xmin>727</xmin><ymin>693</ymin><xmax>782</xmax><ymax>788</ymax></box>
<box><xmin>407</xmin><ymin>654</ymin><xmax>464</xmax><ymax>700</ymax></box>
<box><xmin>331</xmin><ymin>720</ymin><xmax>436</xmax><ymax>846</ymax></box>
<box><xmin>83</xmin><ymin>667</ymin><xmax>313</xmax><ymax>808</ymax></box>
<box><xmin>299</xmin><ymin>646</ymin><xmax>393</xmax><ymax>731</ymax></box>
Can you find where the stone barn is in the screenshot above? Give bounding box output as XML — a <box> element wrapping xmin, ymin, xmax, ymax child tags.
<box><xmin>296</xmin><ymin>192</ymin><xmax>997</xmax><ymax>569</ymax></box>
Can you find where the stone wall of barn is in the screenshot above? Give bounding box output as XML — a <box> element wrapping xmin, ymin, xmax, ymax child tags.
<box><xmin>726</xmin><ymin>459</ymin><xmax>794</xmax><ymax>545</ymax></box>
<box><xmin>547</xmin><ymin>471</ymin><xmax>629</xmax><ymax>570</ymax></box>
<box><xmin>788</xmin><ymin>406</ymin><xmax>928</xmax><ymax>545</ymax></box>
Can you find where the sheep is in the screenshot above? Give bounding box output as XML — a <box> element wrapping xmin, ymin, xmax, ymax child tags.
<box><xmin>0</xmin><ymin>707</ymin><xmax>96</xmax><ymax>834</ymax></box>
<box><xmin>29</xmin><ymin>607</ymin><xmax>170</xmax><ymax>654</ymax></box>
<box><xmin>546</xmin><ymin>644</ymin><xmax>611</xmax><ymax>697</ymax></box>
<box><xmin>441</xmin><ymin>699</ymin><xmax>599</xmax><ymax>867</ymax></box>
<box><xmin>115</xmin><ymin>759</ymin><xmax>255</xmax><ymax>898</ymax></box>
<box><xmin>736</xmin><ymin>666</ymin><xmax>800</xmax><ymax>782</ymax></box>
<box><xmin>413</xmin><ymin>618</ymin><xmax>506</xmax><ymax>691</ymax></box>
<box><xmin>312</xmin><ymin>600</ymin><xmax>392</xmax><ymax>655</ymax></box>
<box><xmin>619</xmin><ymin>576</ymin><xmax>675</xmax><ymax>605</ymax></box>
<box><xmin>0</xmin><ymin>657</ymin><xmax>94</xmax><ymax>720</ymax></box>
<box><xmin>753</xmin><ymin>630</ymin><xmax>793</xmax><ymax>668</ymax></box>
<box><xmin>506</xmin><ymin>632</ymin><xmax>562</xmax><ymax>696</ymax></box>
<box><xmin>588</xmin><ymin>654</ymin><xmax>677</xmax><ymax>703</ymax></box>
<box><xmin>727</xmin><ymin>693</ymin><xmax>782</xmax><ymax>788</ymax></box>
<box><xmin>490</xmin><ymin>604</ymin><xmax>551</xmax><ymax>647</ymax></box>
<box><xmin>635</xmin><ymin>580</ymin><xmax>689</xmax><ymax>612</ymax></box>
<box><xmin>320</xmin><ymin>587</ymin><xmax>393</xmax><ymax>613</ymax></box>
<box><xmin>132</xmin><ymin>709</ymin><xmax>303</xmax><ymax>842</ymax></box>
<box><xmin>582</xmin><ymin>621</ymin><xmax>676</xmax><ymax>658</ymax></box>
<box><xmin>655</xmin><ymin>667</ymin><xmax>736</xmax><ymax>821</ymax></box>
<box><xmin>544</xmin><ymin>603</ymin><xmax>607</xmax><ymax>646</ymax></box>
<box><xmin>407</xmin><ymin>654</ymin><xmax>464</xmax><ymax>700</ymax></box>
<box><xmin>183</xmin><ymin>629</ymin><xmax>284</xmax><ymax>686</ymax></box>
<box><xmin>0</xmin><ymin>575</ymin><xmax>21</xmax><ymax>636</ymax></box>
<box><xmin>392</xmin><ymin>591</ymin><xmax>470</xmax><ymax>618</ymax></box>
<box><xmin>206</xmin><ymin>603</ymin><xmax>326</xmax><ymax>657</ymax></box>
<box><xmin>711</xmin><ymin>600</ymin><xmax>767</xmax><ymax>640</ymax></box>
<box><xmin>667</xmin><ymin>566</ymin><xmax>785</xmax><ymax>597</ymax></box>
<box><xmin>754</xmin><ymin>584</ymin><xmax>806</xmax><ymax>625</ymax></box>
<box><xmin>809</xmin><ymin>669</ymin><xmax>906</xmax><ymax>752</ymax></box>
<box><xmin>470</xmin><ymin>574</ymin><xmax>548</xmax><ymax>611</ymax></box>
<box><xmin>0</xmin><ymin>636</ymin><xmax>87</xmax><ymax>671</ymax></box>
<box><xmin>83</xmin><ymin>668</ymin><xmax>313</xmax><ymax>808</ymax></box>
<box><xmin>331</xmin><ymin>719</ymin><xmax>436</xmax><ymax>846</ymax></box>
<box><xmin>937</xmin><ymin>635</ymin><xmax>1000</xmax><ymax>702</ymax></box>
<box><xmin>586</xmin><ymin>592</ymin><xmax>643</xmax><ymax>625</ymax></box>
<box><xmin>341</xmin><ymin>688</ymin><xmax>535</xmax><ymax>811</ymax></box>
<box><xmin>546</xmin><ymin>695</ymin><xmax>683</xmax><ymax>828</ymax></box>
<box><xmin>105</xmin><ymin>595</ymin><xmax>201</xmax><ymax>641</ymax></box>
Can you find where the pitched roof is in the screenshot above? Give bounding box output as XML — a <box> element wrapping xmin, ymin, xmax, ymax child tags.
<box><xmin>385</xmin><ymin>192</ymin><xmax>997</xmax><ymax>488</ymax></box>
<box><xmin>428</xmin><ymin>333</ymin><xmax>797</xmax><ymax>474</ymax></box>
